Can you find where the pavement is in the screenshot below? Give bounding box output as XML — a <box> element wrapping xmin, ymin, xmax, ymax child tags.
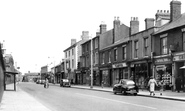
<box><xmin>1</xmin><ymin>83</ymin><xmax>185</xmax><ymax>111</ymax></box>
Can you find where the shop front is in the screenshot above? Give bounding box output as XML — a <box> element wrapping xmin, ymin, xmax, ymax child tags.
<box><xmin>75</xmin><ymin>70</ymin><xmax>81</xmax><ymax>84</ymax></box>
<box><xmin>112</xmin><ymin>62</ymin><xmax>128</xmax><ymax>85</ymax></box>
<box><xmin>130</xmin><ymin>59</ymin><xmax>151</xmax><ymax>89</ymax></box>
<box><xmin>173</xmin><ymin>52</ymin><xmax>185</xmax><ymax>91</ymax></box>
<box><xmin>99</xmin><ymin>67</ymin><xmax>112</xmax><ymax>87</ymax></box>
<box><xmin>154</xmin><ymin>56</ymin><xmax>172</xmax><ymax>90</ymax></box>
<box><xmin>93</xmin><ymin>67</ymin><xmax>100</xmax><ymax>86</ymax></box>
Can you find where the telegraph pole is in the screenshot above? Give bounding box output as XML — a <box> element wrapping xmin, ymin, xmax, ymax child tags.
<box><xmin>90</xmin><ymin>37</ymin><xmax>93</xmax><ymax>89</ymax></box>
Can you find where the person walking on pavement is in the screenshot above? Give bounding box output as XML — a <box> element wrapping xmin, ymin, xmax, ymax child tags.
<box><xmin>148</xmin><ymin>76</ymin><xmax>158</xmax><ymax>96</ymax></box>
<box><xmin>158</xmin><ymin>80</ymin><xmax>164</xmax><ymax>96</ymax></box>
<box><xmin>44</xmin><ymin>78</ymin><xmax>49</xmax><ymax>88</ymax></box>
<box><xmin>175</xmin><ymin>76</ymin><xmax>182</xmax><ymax>93</ymax></box>
<box><xmin>101</xmin><ymin>80</ymin><xmax>104</xmax><ymax>88</ymax></box>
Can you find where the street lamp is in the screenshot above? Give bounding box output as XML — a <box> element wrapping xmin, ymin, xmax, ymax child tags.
<box><xmin>90</xmin><ymin>36</ymin><xmax>93</xmax><ymax>89</ymax></box>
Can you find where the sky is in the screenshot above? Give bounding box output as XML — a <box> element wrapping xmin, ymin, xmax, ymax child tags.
<box><xmin>0</xmin><ymin>0</ymin><xmax>184</xmax><ymax>74</ymax></box>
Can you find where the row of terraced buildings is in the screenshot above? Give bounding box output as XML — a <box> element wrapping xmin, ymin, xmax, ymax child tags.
<box><xmin>60</xmin><ymin>0</ymin><xmax>185</xmax><ymax>91</ymax></box>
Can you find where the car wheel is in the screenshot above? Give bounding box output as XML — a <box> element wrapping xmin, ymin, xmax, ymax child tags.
<box><xmin>134</xmin><ymin>93</ymin><xmax>137</xmax><ymax>96</ymax></box>
<box><xmin>122</xmin><ymin>91</ymin><xmax>127</xmax><ymax>95</ymax></box>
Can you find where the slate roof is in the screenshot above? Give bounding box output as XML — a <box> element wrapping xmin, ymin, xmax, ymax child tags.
<box><xmin>154</xmin><ymin>12</ymin><xmax>185</xmax><ymax>35</ymax></box>
<box><xmin>100</xmin><ymin>37</ymin><xmax>130</xmax><ymax>51</ymax></box>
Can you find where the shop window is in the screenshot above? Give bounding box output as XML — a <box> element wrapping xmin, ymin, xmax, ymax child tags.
<box><xmin>156</xmin><ymin>64</ymin><xmax>172</xmax><ymax>90</ymax></box>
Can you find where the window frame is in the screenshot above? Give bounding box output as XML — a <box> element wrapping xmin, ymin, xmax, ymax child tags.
<box><xmin>122</xmin><ymin>45</ymin><xmax>126</xmax><ymax>60</ymax></box>
<box><xmin>134</xmin><ymin>40</ymin><xmax>139</xmax><ymax>58</ymax></box>
<box><xmin>114</xmin><ymin>48</ymin><xmax>118</xmax><ymax>61</ymax></box>
<box><xmin>160</xmin><ymin>37</ymin><xmax>167</xmax><ymax>55</ymax></box>
<box><xmin>144</xmin><ymin>37</ymin><xmax>148</xmax><ymax>56</ymax></box>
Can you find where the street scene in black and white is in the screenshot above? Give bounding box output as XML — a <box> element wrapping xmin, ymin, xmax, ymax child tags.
<box><xmin>1</xmin><ymin>0</ymin><xmax>185</xmax><ymax>111</ymax></box>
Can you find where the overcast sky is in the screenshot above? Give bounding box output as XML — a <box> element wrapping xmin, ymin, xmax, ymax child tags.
<box><xmin>0</xmin><ymin>0</ymin><xmax>184</xmax><ymax>74</ymax></box>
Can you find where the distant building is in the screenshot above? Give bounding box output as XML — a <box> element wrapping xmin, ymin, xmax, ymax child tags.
<box><xmin>23</xmin><ymin>72</ymin><xmax>40</xmax><ymax>82</ymax></box>
<box><xmin>64</xmin><ymin>31</ymin><xmax>90</xmax><ymax>83</ymax></box>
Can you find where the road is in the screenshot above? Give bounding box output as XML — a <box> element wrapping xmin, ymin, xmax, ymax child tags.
<box><xmin>18</xmin><ymin>82</ymin><xmax>185</xmax><ymax>111</ymax></box>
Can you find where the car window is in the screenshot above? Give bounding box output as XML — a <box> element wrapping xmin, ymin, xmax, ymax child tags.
<box><xmin>63</xmin><ymin>79</ymin><xmax>69</xmax><ymax>82</ymax></box>
<box><xmin>120</xmin><ymin>80</ymin><xmax>126</xmax><ymax>85</ymax></box>
<box><xmin>126</xmin><ymin>81</ymin><xmax>135</xmax><ymax>85</ymax></box>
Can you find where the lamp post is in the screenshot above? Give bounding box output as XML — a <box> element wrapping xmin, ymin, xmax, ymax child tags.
<box><xmin>90</xmin><ymin>36</ymin><xmax>93</xmax><ymax>89</ymax></box>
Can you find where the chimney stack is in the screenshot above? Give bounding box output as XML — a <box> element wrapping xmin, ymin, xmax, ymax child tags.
<box><xmin>130</xmin><ymin>17</ymin><xmax>139</xmax><ymax>35</ymax></box>
<box><xmin>81</xmin><ymin>31</ymin><xmax>89</xmax><ymax>40</ymax></box>
<box><xmin>71</xmin><ymin>39</ymin><xmax>76</xmax><ymax>46</ymax></box>
<box><xmin>113</xmin><ymin>16</ymin><xmax>121</xmax><ymax>43</ymax></box>
<box><xmin>99</xmin><ymin>21</ymin><xmax>107</xmax><ymax>34</ymax></box>
<box><xmin>170</xmin><ymin>0</ymin><xmax>181</xmax><ymax>22</ymax></box>
<box><xmin>145</xmin><ymin>18</ymin><xmax>154</xmax><ymax>30</ymax></box>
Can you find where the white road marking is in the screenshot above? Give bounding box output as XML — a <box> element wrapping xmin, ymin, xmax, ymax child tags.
<box><xmin>76</xmin><ymin>93</ymin><xmax>157</xmax><ymax>110</ymax></box>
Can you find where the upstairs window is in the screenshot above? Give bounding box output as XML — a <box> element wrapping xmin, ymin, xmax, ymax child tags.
<box><xmin>114</xmin><ymin>48</ymin><xmax>117</xmax><ymax>61</ymax></box>
<box><xmin>144</xmin><ymin>37</ymin><xmax>148</xmax><ymax>56</ymax></box>
<box><xmin>72</xmin><ymin>48</ymin><xmax>74</xmax><ymax>55</ymax></box>
<box><xmin>95</xmin><ymin>38</ymin><xmax>98</xmax><ymax>49</ymax></box>
<box><xmin>108</xmin><ymin>51</ymin><xmax>111</xmax><ymax>63</ymax></box>
<box><xmin>102</xmin><ymin>53</ymin><xmax>105</xmax><ymax>64</ymax></box>
<box><xmin>134</xmin><ymin>40</ymin><xmax>138</xmax><ymax>58</ymax></box>
<box><xmin>161</xmin><ymin>37</ymin><xmax>167</xmax><ymax>55</ymax></box>
<box><xmin>122</xmin><ymin>46</ymin><xmax>126</xmax><ymax>60</ymax></box>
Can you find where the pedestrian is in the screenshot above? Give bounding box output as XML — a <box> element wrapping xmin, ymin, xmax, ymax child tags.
<box><xmin>44</xmin><ymin>78</ymin><xmax>49</xmax><ymax>88</ymax></box>
<box><xmin>158</xmin><ymin>80</ymin><xmax>164</xmax><ymax>95</ymax></box>
<box><xmin>175</xmin><ymin>76</ymin><xmax>182</xmax><ymax>93</ymax></box>
<box><xmin>148</xmin><ymin>76</ymin><xmax>158</xmax><ymax>96</ymax></box>
<box><xmin>101</xmin><ymin>80</ymin><xmax>104</xmax><ymax>88</ymax></box>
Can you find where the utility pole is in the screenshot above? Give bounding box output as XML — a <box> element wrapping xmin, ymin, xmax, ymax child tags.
<box><xmin>90</xmin><ymin>37</ymin><xmax>93</xmax><ymax>89</ymax></box>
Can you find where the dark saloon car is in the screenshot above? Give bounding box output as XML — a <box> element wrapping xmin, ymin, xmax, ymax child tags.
<box><xmin>113</xmin><ymin>79</ymin><xmax>139</xmax><ymax>95</ymax></box>
<box><xmin>60</xmin><ymin>79</ymin><xmax>71</xmax><ymax>87</ymax></box>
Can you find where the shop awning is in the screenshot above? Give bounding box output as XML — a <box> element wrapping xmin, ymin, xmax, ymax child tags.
<box><xmin>180</xmin><ymin>66</ymin><xmax>185</xmax><ymax>69</ymax></box>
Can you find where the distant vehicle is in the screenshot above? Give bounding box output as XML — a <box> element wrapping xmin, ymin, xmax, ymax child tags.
<box><xmin>60</xmin><ymin>79</ymin><xmax>71</xmax><ymax>87</ymax></box>
<box><xmin>113</xmin><ymin>79</ymin><xmax>139</xmax><ymax>96</ymax></box>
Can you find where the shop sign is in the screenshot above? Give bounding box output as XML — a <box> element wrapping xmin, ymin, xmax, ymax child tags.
<box><xmin>112</xmin><ymin>63</ymin><xmax>127</xmax><ymax>68</ymax></box>
<box><xmin>173</xmin><ymin>53</ymin><xmax>185</xmax><ymax>61</ymax></box>
<box><xmin>154</xmin><ymin>57</ymin><xmax>171</xmax><ymax>64</ymax></box>
<box><xmin>75</xmin><ymin>70</ymin><xmax>81</xmax><ymax>73</ymax></box>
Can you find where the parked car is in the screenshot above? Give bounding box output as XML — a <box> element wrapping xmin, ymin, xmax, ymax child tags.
<box><xmin>60</xmin><ymin>79</ymin><xmax>71</xmax><ymax>87</ymax></box>
<box><xmin>113</xmin><ymin>79</ymin><xmax>139</xmax><ymax>95</ymax></box>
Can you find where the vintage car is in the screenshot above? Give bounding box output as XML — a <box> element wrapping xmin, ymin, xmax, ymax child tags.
<box><xmin>60</xmin><ymin>79</ymin><xmax>71</xmax><ymax>87</ymax></box>
<box><xmin>113</xmin><ymin>79</ymin><xmax>139</xmax><ymax>95</ymax></box>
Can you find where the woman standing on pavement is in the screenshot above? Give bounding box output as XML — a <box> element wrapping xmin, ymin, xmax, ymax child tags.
<box><xmin>148</xmin><ymin>76</ymin><xmax>158</xmax><ymax>96</ymax></box>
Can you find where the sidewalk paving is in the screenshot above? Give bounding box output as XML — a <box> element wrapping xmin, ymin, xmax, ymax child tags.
<box><xmin>69</xmin><ymin>84</ymin><xmax>185</xmax><ymax>102</ymax></box>
<box><xmin>0</xmin><ymin>84</ymin><xmax>51</xmax><ymax>111</ymax></box>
